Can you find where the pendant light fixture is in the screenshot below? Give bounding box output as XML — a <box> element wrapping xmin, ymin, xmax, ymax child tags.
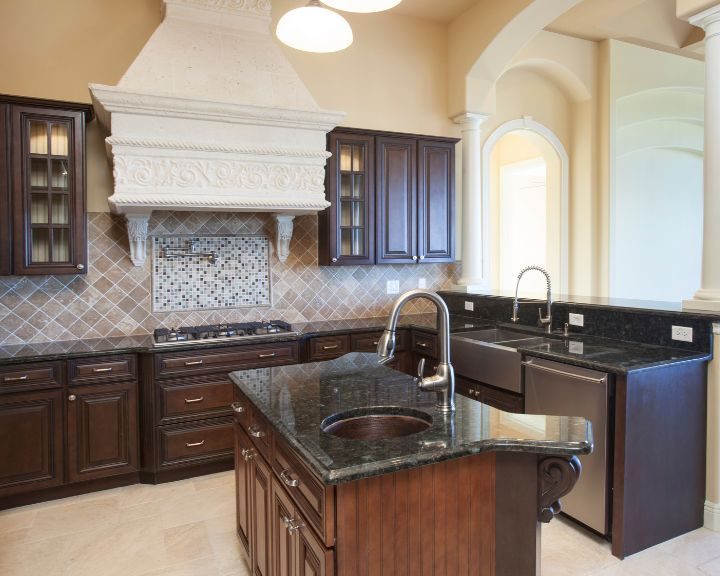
<box><xmin>276</xmin><ymin>0</ymin><xmax>353</xmax><ymax>53</ymax></box>
<box><xmin>320</xmin><ymin>0</ymin><xmax>402</xmax><ymax>13</ymax></box>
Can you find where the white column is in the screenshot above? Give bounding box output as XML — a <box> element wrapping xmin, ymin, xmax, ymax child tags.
<box><xmin>452</xmin><ymin>112</ymin><xmax>489</xmax><ymax>291</ymax></box>
<box><xmin>685</xmin><ymin>5</ymin><xmax>720</xmax><ymax>311</ymax></box>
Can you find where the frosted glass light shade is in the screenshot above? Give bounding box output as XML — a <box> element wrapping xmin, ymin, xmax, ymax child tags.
<box><xmin>276</xmin><ymin>2</ymin><xmax>353</xmax><ymax>53</ymax></box>
<box><xmin>321</xmin><ymin>0</ymin><xmax>402</xmax><ymax>13</ymax></box>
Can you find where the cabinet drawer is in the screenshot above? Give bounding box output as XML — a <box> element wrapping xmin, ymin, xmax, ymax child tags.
<box><xmin>0</xmin><ymin>362</ymin><xmax>62</xmax><ymax>392</ymax></box>
<box><xmin>412</xmin><ymin>332</ymin><xmax>437</xmax><ymax>358</ymax></box>
<box><xmin>159</xmin><ymin>418</ymin><xmax>234</xmax><ymax>467</ymax></box>
<box><xmin>68</xmin><ymin>355</ymin><xmax>136</xmax><ymax>384</ymax></box>
<box><xmin>245</xmin><ymin>407</ymin><xmax>272</xmax><ymax>461</ymax></box>
<box><xmin>273</xmin><ymin>433</ymin><xmax>335</xmax><ymax>548</ymax></box>
<box><xmin>160</xmin><ymin>378</ymin><xmax>234</xmax><ymax>422</ymax></box>
<box><xmin>308</xmin><ymin>335</ymin><xmax>349</xmax><ymax>361</ymax></box>
<box><xmin>156</xmin><ymin>342</ymin><xmax>298</xmax><ymax>378</ymax></box>
<box><xmin>352</xmin><ymin>329</ymin><xmax>408</xmax><ymax>352</ymax></box>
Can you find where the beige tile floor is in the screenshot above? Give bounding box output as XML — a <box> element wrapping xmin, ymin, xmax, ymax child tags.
<box><xmin>1</xmin><ymin>471</ymin><xmax>720</xmax><ymax>576</ymax></box>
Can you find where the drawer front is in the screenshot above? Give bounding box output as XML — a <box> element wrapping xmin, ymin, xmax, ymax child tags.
<box><xmin>350</xmin><ymin>331</ymin><xmax>383</xmax><ymax>352</ymax></box>
<box><xmin>412</xmin><ymin>332</ymin><xmax>437</xmax><ymax>358</ymax></box>
<box><xmin>232</xmin><ymin>389</ymin><xmax>252</xmax><ymax>430</ymax></box>
<box><xmin>159</xmin><ymin>418</ymin><xmax>234</xmax><ymax>467</ymax></box>
<box><xmin>0</xmin><ymin>362</ymin><xmax>62</xmax><ymax>393</ymax></box>
<box><xmin>480</xmin><ymin>384</ymin><xmax>524</xmax><ymax>414</ymax></box>
<box><xmin>68</xmin><ymin>355</ymin><xmax>136</xmax><ymax>384</ymax></box>
<box><xmin>273</xmin><ymin>433</ymin><xmax>335</xmax><ymax>548</ymax></box>
<box><xmin>160</xmin><ymin>379</ymin><xmax>234</xmax><ymax>422</ymax></box>
<box><xmin>156</xmin><ymin>342</ymin><xmax>298</xmax><ymax>378</ymax></box>
<box><xmin>308</xmin><ymin>335</ymin><xmax>349</xmax><ymax>361</ymax></box>
<box><xmin>246</xmin><ymin>407</ymin><xmax>272</xmax><ymax>461</ymax></box>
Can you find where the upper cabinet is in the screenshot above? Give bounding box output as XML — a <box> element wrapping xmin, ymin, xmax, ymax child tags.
<box><xmin>319</xmin><ymin>128</ymin><xmax>458</xmax><ymax>266</ymax></box>
<box><xmin>1</xmin><ymin>95</ymin><xmax>92</xmax><ymax>276</ymax></box>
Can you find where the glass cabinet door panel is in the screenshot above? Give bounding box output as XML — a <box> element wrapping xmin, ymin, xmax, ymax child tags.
<box><xmin>352</xmin><ymin>174</ymin><xmax>364</xmax><ymax>199</ymax></box>
<box><xmin>31</xmin><ymin>229</ymin><xmax>50</xmax><ymax>262</ymax></box>
<box><xmin>340</xmin><ymin>228</ymin><xmax>364</xmax><ymax>256</ymax></box>
<box><xmin>340</xmin><ymin>174</ymin><xmax>352</xmax><ymax>198</ymax></box>
<box><xmin>51</xmin><ymin>195</ymin><xmax>69</xmax><ymax>224</ymax></box>
<box><xmin>341</xmin><ymin>201</ymin><xmax>364</xmax><ymax>227</ymax></box>
<box><xmin>31</xmin><ymin>194</ymin><xmax>49</xmax><ymax>224</ymax></box>
<box><xmin>51</xmin><ymin>229</ymin><xmax>70</xmax><ymax>262</ymax></box>
<box><xmin>50</xmin><ymin>124</ymin><xmax>69</xmax><ymax>156</ymax></box>
<box><xmin>29</xmin><ymin>121</ymin><xmax>48</xmax><ymax>154</ymax></box>
<box><xmin>51</xmin><ymin>159</ymin><xmax>69</xmax><ymax>189</ymax></box>
<box><xmin>30</xmin><ymin>158</ymin><xmax>48</xmax><ymax>188</ymax></box>
<box><xmin>352</xmin><ymin>145</ymin><xmax>364</xmax><ymax>172</ymax></box>
<box><xmin>340</xmin><ymin>145</ymin><xmax>352</xmax><ymax>171</ymax></box>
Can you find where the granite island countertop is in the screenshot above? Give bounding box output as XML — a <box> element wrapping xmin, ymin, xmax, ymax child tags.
<box><xmin>229</xmin><ymin>352</ymin><xmax>592</xmax><ymax>484</ymax></box>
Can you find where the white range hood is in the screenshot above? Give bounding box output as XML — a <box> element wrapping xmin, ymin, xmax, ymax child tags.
<box><xmin>89</xmin><ymin>0</ymin><xmax>345</xmax><ymax>266</ymax></box>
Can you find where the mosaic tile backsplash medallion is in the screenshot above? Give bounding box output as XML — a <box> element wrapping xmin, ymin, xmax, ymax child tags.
<box><xmin>152</xmin><ymin>235</ymin><xmax>271</xmax><ymax>312</ymax></box>
<box><xmin>0</xmin><ymin>212</ymin><xmax>459</xmax><ymax>344</ymax></box>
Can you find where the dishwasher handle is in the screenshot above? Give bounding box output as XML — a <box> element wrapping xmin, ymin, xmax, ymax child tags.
<box><xmin>522</xmin><ymin>360</ymin><xmax>607</xmax><ymax>384</ymax></box>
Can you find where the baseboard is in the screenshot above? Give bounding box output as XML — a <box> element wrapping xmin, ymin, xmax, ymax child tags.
<box><xmin>705</xmin><ymin>500</ymin><xmax>720</xmax><ymax>531</ymax></box>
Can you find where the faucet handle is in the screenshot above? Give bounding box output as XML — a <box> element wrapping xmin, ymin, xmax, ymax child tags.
<box><xmin>417</xmin><ymin>357</ymin><xmax>426</xmax><ymax>379</ymax></box>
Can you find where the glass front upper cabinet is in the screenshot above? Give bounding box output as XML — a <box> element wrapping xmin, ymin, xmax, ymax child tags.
<box><xmin>320</xmin><ymin>132</ymin><xmax>374</xmax><ymax>265</ymax></box>
<box><xmin>6</xmin><ymin>99</ymin><xmax>91</xmax><ymax>275</ymax></box>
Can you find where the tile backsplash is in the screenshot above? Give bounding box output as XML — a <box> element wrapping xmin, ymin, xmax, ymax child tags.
<box><xmin>0</xmin><ymin>212</ymin><xmax>459</xmax><ymax>344</ymax></box>
<box><xmin>152</xmin><ymin>235</ymin><xmax>271</xmax><ymax>312</ymax></box>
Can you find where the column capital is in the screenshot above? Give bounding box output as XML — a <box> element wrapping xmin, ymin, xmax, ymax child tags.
<box><xmin>689</xmin><ymin>4</ymin><xmax>720</xmax><ymax>37</ymax></box>
<box><xmin>452</xmin><ymin>112</ymin><xmax>490</xmax><ymax>130</ymax></box>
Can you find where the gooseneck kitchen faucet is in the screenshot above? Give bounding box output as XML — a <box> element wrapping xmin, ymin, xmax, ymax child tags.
<box><xmin>511</xmin><ymin>265</ymin><xmax>553</xmax><ymax>333</ymax></box>
<box><xmin>376</xmin><ymin>289</ymin><xmax>455</xmax><ymax>413</ymax></box>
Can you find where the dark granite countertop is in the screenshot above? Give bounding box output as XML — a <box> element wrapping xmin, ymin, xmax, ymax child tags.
<box><xmin>0</xmin><ymin>313</ymin><xmax>709</xmax><ymax>374</ymax></box>
<box><xmin>230</xmin><ymin>352</ymin><xmax>592</xmax><ymax>484</ymax></box>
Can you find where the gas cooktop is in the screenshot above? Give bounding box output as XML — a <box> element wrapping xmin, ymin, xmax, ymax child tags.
<box><xmin>153</xmin><ymin>320</ymin><xmax>296</xmax><ymax>347</ymax></box>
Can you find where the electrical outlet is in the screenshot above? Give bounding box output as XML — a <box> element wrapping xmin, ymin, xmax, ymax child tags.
<box><xmin>418</xmin><ymin>277</ymin><xmax>427</xmax><ymax>289</ymax></box>
<box><xmin>568</xmin><ymin>341</ymin><xmax>584</xmax><ymax>355</ymax></box>
<box><xmin>386</xmin><ymin>280</ymin><xmax>399</xmax><ymax>295</ymax></box>
<box><xmin>671</xmin><ymin>325</ymin><xmax>693</xmax><ymax>342</ymax></box>
<box><xmin>464</xmin><ymin>301</ymin><xmax>474</xmax><ymax>312</ymax></box>
<box><xmin>569</xmin><ymin>313</ymin><xmax>584</xmax><ymax>327</ymax></box>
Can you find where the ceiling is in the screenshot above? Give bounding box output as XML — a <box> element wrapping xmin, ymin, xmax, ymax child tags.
<box><xmin>384</xmin><ymin>0</ymin><xmax>703</xmax><ymax>59</ymax></box>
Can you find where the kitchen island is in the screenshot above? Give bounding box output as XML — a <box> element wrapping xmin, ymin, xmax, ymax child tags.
<box><xmin>229</xmin><ymin>352</ymin><xmax>592</xmax><ymax>576</ymax></box>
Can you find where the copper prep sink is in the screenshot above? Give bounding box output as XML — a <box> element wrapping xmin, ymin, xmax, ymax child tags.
<box><xmin>321</xmin><ymin>408</ymin><xmax>432</xmax><ymax>440</ymax></box>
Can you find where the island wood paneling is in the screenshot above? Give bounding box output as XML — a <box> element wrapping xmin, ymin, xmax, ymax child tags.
<box><xmin>335</xmin><ymin>452</ymin><xmax>496</xmax><ymax>576</ymax></box>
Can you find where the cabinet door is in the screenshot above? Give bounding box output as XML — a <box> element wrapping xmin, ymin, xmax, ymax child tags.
<box><xmin>272</xmin><ymin>477</ymin><xmax>298</xmax><ymax>576</ymax></box>
<box><xmin>235</xmin><ymin>424</ymin><xmax>253</xmax><ymax>556</ymax></box>
<box><xmin>376</xmin><ymin>136</ymin><xmax>417</xmax><ymax>264</ymax></box>
<box><xmin>0</xmin><ymin>103</ymin><xmax>10</xmax><ymax>276</ymax></box>
<box><xmin>296</xmin><ymin>516</ymin><xmax>333</xmax><ymax>576</ymax></box>
<box><xmin>66</xmin><ymin>381</ymin><xmax>138</xmax><ymax>483</ymax></box>
<box><xmin>321</xmin><ymin>131</ymin><xmax>375</xmax><ymax>266</ymax></box>
<box><xmin>417</xmin><ymin>140</ymin><xmax>455</xmax><ymax>262</ymax></box>
<box><xmin>0</xmin><ymin>389</ymin><xmax>63</xmax><ymax>496</ymax></box>
<box><xmin>11</xmin><ymin>105</ymin><xmax>86</xmax><ymax>275</ymax></box>
<box><xmin>252</xmin><ymin>454</ymin><xmax>273</xmax><ymax>576</ymax></box>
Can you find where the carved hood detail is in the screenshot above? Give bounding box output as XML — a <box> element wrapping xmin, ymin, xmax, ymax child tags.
<box><xmin>89</xmin><ymin>0</ymin><xmax>345</xmax><ymax>266</ymax></box>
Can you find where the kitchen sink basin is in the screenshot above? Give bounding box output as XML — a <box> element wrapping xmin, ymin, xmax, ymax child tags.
<box><xmin>451</xmin><ymin>328</ymin><xmax>558</xmax><ymax>394</ymax></box>
<box><xmin>321</xmin><ymin>407</ymin><xmax>432</xmax><ymax>440</ymax></box>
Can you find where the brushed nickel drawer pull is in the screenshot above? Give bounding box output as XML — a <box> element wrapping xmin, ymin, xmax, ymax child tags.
<box><xmin>184</xmin><ymin>360</ymin><xmax>204</xmax><ymax>366</ymax></box>
<box><xmin>241</xmin><ymin>448</ymin><xmax>256</xmax><ymax>461</ymax></box>
<box><xmin>418</xmin><ymin>342</ymin><xmax>429</xmax><ymax>348</ymax></box>
<box><xmin>231</xmin><ymin>402</ymin><xmax>245</xmax><ymax>414</ymax></box>
<box><xmin>248</xmin><ymin>425</ymin><xmax>265</xmax><ymax>438</ymax></box>
<box><xmin>185</xmin><ymin>440</ymin><xmax>205</xmax><ymax>447</ymax></box>
<box><xmin>288</xmin><ymin>519</ymin><xmax>305</xmax><ymax>534</ymax></box>
<box><xmin>280</xmin><ymin>469</ymin><xmax>299</xmax><ymax>488</ymax></box>
<box><xmin>184</xmin><ymin>396</ymin><xmax>205</xmax><ymax>404</ymax></box>
<box><xmin>521</xmin><ymin>360</ymin><xmax>607</xmax><ymax>384</ymax></box>
<box><xmin>257</xmin><ymin>353</ymin><xmax>276</xmax><ymax>358</ymax></box>
<box><xmin>372</xmin><ymin>341</ymin><xmax>378</xmax><ymax>346</ymax></box>
<box><xmin>3</xmin><ymin>375</ymin><xmax>28</xmax><ymax>382</ymax></box>
<box><xmin>322</xmin><ymin>344</ymin><xmax>339</xmax><ymax>350</ymax></box>
<box><xmin>92</xmin><ymin>367</ymin><xmax>113</xmax><ymax>373</ymax></box>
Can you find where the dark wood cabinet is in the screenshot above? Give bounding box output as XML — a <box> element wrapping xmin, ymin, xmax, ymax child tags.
<box><xmin>0</xmin><ymin>389</ymin><xmax>63</xmax><ymax>495</ymax></box>
<box><xmin>320</xmin><ymin>127</ymin><xmax>458</xmax><ymax>266</ymax></box>
<box><xmin>252</xmin><ymin>446</ymin><xmax>274</xmax><ymax>576</ymax></box>
<box><xmin>66</xmin><ymin>381</ymin><xmax>138</xmax><ymax>483</ymax></box>
<box><xmin>456</xmin><ymin>375</ymin><xmax>524</xmax><ymax>413</ymax></box>
<box><xmin>236</xmin><ymin>424</ymin><xmax>253</xmax><ymax>555</ymax></box>
<box><xmin>0</xmin><ymin>95</ymin><xmax>92</xmax><ymax>276</ymax></box>
<box><xmin>376</xmin><ymin>136</ymin><xmax>417</xmax><ymax>264</ymax></box>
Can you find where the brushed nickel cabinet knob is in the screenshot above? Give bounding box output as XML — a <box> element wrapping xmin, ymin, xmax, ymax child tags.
<box><xmin>76</xmin><ymin>264</ymin><xmax>84</xmax><ymax>270</ymax></box>
<box><xmin>68</xmin><ymin>394</ymin><xmax>77</xmax><ymax>401</ymax></box>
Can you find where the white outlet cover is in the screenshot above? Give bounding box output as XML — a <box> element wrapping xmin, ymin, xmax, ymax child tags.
<box><xmin>569</xmin><ymin>312</ymin><xmax>584</xmax><ymax>327</ymax></box>
<box><xmin>386</xmin><ymin>280</ymin><xmax>400</xmax><ymax>294</ymax></box>
<box><xmin>418</xmin><ymin>277</ymin><xmax>427</xmax><ymax>289</ymax></box>
<box><xmin>464</xmin><ymin>301</ymin><xmax>474</xmax><ymax>311</ymax></box>
<box><xmin>569</xmin><ymin>341</ymin><xmax>584</xmax><ymax>355</ymax></box>
<box><xmin>671</xmin><ymin>325</ymin><xmax>693</xmax><ymax>342</ymax></box>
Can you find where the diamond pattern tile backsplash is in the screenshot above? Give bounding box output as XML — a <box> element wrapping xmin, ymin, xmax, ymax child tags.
<box><xmin>152</xmin><ymin>235</ymin><xmax>271</xmax><ymax>312</ymax></box>
<box><xmin>0</xmin><ymin>212</ymin><xmax>459</xmax><ymax>344</ymax></box>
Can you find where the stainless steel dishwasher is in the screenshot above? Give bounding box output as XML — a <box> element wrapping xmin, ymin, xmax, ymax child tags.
<box><xmin>524</xmin><ymin>357</ymin><xmax>610</xmax><ymax>535</ymax></box>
